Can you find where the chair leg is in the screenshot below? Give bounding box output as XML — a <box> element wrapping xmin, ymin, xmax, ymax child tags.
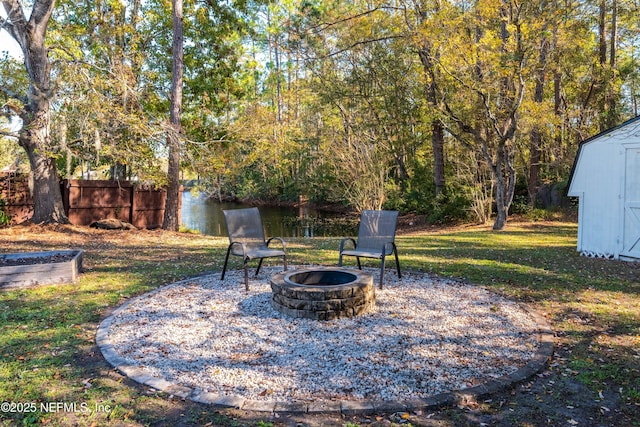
<box><xmin>283</xmin><ymin>254</ymin><xmax>288</xmax><ymax>271</ymax></box>
<box><xmin>338</xmin><ymin>252</ymin><xmax>344</xmax><ymax>267</ymax></box>
<box><xmin>393</xmin><ymin>245</ymin><xmax>401</xmax><ymax>279</ymax></box>
<box><xmin>379</xmin><ymin>255</ymin><xmax>386</xmax><ymax>289</ymax></box>
<box><xmin>356</xmin><ymin>257</ymin><xmax>362</xmax><ymax>270</ymax></box>
<box><xmin>255</xmin><ymin>258</ymin><xmax>264</xmax><ymax>276</ymax></box>
<box><xmin>221</xmin><ymin>247</ymin><xmax>232</xmax><ymax>280</ymax></box>
<box><xmin>243</xmin><ymin>259</ymin><xmax>249</xmax><ymax>292</ymax></box>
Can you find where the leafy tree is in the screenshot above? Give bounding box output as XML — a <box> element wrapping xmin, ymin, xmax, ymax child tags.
<box><xmin>0</xmin><ymin>126</ymin><xmax>25</xmax><ymax>171</ymax></box>
<box><xmin>50</xmin><ymin>0</ymin><xmax>166</xmax><ymax>182</ymax></box>
<box><xmin>186</xmin><ymin>0</ymin><xmax>639</xmax><ymax>224</ymax></box>
<box><xmin>5</xmin><ymin>0</ymin><xmax>638</xmax><ymax>228</ymax></box>
<box><xmin>415</xmin><ymin>1</ymin><xmax>532</xmax><ymax>229</ymax></box>
<box><xmin>0</xmin><ymin>0</ymin><xmax>69</xmax><ymax>223</ymax></box>
<box><xmin>154</xmin><ymin>0</ymin><xmax>265</xmax><ymax>199</ymax></box>
<box><xmin>0</xmin><ymin>55</ymin><xmax>27</xmax><ymax>171</ymax></box>
<box><xmin>405</xmin><ymin>0</ymin><xmax>447</xmax><ymax>197</ymax></box>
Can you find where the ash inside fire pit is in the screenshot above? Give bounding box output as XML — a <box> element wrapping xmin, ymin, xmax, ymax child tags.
<box><xmin>286</xmin><ymin>270</ymin><xmax>357</xmax><ymax>286</ymax></box>
<box><xmin>270</xmin><ymin>267</ymin><xmax>375</xmax><ymax>320</ymax></box>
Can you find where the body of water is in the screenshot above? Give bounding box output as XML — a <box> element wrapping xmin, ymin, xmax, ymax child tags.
<box><xmin>180</xmin><ymin>191</ymin><xmax>356</xmax><ymax>238</ymax></box>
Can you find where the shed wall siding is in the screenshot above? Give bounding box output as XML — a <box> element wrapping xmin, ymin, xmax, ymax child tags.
<box><xmin>621</xmin><ymin>146</ymin><xmax>640</xmax><ymax>259</ymax></box>
<box><xmin>568</xmin><ymin>140</ymin><xmax>624</xmax><ymax>258</ymax></box>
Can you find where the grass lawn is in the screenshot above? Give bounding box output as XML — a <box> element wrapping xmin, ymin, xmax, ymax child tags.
<box><xmin>0</xmin><ymin>220</ymin><xmax>638</xmax><ymax>426</ymax></box>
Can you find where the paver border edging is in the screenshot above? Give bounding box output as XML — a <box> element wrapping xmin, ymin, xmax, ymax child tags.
<box><xmin>96</xmin><ymin>274</ymin><xmax>554</xmax><ymax>416</ymax></box>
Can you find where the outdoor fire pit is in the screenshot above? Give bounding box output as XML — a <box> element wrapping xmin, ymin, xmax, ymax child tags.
<box><xmin>270</xmin><ymin>267</ymin><xmax>375</xmax><ymax>320</ymax></box>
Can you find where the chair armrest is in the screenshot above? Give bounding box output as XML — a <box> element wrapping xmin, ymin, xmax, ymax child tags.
<box><xmin>339</xmin><ymin>237</ymin><xmax>357</xmax><ymax>253</ymax></box>
<box><xmin>266</xmin><ymin>237</ymin><xmax>287</xmax><ymax>251</ymax></box>
<box><xmin>383</xmin><ymin>241</ymin><xmax>397</xmax><ymax>255</ymax></box>
<box><xmin>229</xmin><ymin>241</ymin><xmax>248</xmax><ymax>259</ymax></box>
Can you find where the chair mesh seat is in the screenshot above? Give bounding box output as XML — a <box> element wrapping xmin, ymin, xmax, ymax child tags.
<box><xmin>340</xmin><ymin>249</ymin><xmax>385</xmax><ymax>259</ymax></box>
<box><xmin>221</xmin><ymin>207</ymin><xmax>287</xmax><ymax>291</ymax></box>
<box><xmin>338</xmin><ymin>210</ymin><xmax>401</xmax><ymax>289</ymax></box>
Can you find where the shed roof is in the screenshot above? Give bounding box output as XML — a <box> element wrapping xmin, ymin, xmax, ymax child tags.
<box><xmin>566</xmin><ymin>115</ymin><xmax>640</xmax><ymax>196</ymax></box>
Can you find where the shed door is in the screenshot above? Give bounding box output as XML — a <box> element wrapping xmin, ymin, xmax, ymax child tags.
<box><xmin>622</xmin><ymin>148</ymin><xmax>640</xmax><ymax>259</ymax></box>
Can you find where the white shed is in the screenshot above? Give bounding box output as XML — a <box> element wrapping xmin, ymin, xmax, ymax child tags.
<box><xmin>567</xmin><ymin>116</ymin><xmax>640</xmax><ymax>261</ymax></box>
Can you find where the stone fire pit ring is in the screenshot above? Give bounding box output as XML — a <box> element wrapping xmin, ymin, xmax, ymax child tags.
<box><xmin>270</xmin><ymin>267</ymin><xmax>375</xmax><ymax>320</ymax></box>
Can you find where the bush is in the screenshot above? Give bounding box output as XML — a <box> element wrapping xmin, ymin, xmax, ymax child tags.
<box><xmin>426</xmin><ymin>188</ymin><xmax>471</xmax><ymax>224</ymax></box>
<box><xmin>385</xmin><ymin>176</ymin><xmax>471</xmax><ymax>224</ymax></box>
<box><xmin>0</xmin><ymin>197</ymin><xmax>10</xmax><ymax>227</ymax></box>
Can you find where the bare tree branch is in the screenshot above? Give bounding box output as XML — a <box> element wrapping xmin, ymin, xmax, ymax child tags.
<box><xmin>28</xmin><ymin>0</ymin><xmax>55</xmax><ymax>38</ymax></box>
<box><xmin>307</xmin><ymin>7</ymin><xmax>383</xmax><ymax>34</ymax></box>
<box><xmin>0</xmin><ymin>15</ymin><xmax>14</xmax><ymax>39</ymax></box>
<box><xmin>0</xmin><ymin>84</ymin><xmax>28</xmax><ymax>106</ymax></box>
<box><xmin>0</xmin><ymin>128</ymin><xmax>19</xmax><ymax>139</ymax></box>
<box><xmin>312</xmin><ymin>35</ymin><xmax>406</xmax><ymax>59</ymax></box>
<box><xmin>1</xmin><ymin>0</ymin><xmax>27</xmax><ymax>49</ymax></box>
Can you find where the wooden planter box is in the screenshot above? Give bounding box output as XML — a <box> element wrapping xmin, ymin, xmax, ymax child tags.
<box><xmin>0</xmin><ymin>250</ymin><xmax>83</xmax><ymax>290</ymax></box>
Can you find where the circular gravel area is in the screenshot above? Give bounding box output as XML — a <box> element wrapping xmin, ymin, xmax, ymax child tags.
<box><xmin>97</xmin><ymin>267</ymin><xmax>552</xmax><ymax>413</ymax></box>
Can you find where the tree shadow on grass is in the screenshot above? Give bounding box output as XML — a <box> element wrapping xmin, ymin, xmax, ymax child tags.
<box><xmin>398</xmin><ymin>229</ymin><xmax>640</xmax><ymax>301</ymax></box>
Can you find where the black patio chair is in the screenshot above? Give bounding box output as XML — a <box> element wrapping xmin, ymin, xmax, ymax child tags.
<box><xmin>221</xmin><ymin>207</ymin><xmax>287</xmax><ymax>291</ymax></box>
<box><xmin>338</xmin><ymin>210</ymin><xmax>401</xmax><ymax>289</ymax></box>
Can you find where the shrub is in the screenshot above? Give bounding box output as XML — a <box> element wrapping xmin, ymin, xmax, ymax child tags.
<box><xmin>0</xmin><ymin>196</ymin><xmax>10</xmax><ymax>227</ymax></box>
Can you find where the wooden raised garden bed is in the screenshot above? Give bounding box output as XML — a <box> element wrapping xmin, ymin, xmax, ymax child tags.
<box><xmin>0</xmin><ymin>250</ymin><xmax>83</xmax><ymax>290</ymax></box>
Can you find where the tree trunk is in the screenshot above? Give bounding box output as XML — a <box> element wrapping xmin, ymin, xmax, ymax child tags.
<box><xmin>528</xmin><ymin>128</ymin><xmax>541</xmax><ymax>207</ymax></box>
<box><xmin>528</xmin><ymin>35</ymin><xmax>548</xmax><ymax>207</ymax></box>
<box><xmin>553</xmin><ymin>69</ymin><xmax>563</xmax><ymax>161</ymax></box>
<box><xmin>605</xmin><ymin>0</ymin><xmax>618</xmax><ymax>129</ymax></box>
<box><xmin>599</xmin><ymin>0</ymin><xmax>607</xmax><ymax>65</ymax></box>
<box><xmin>21</xmin><ymin>125</ymin><xmax>69</xmax><ymax>224</ymax></box>
<box><xmin>491</xmin><ymin>143</ymin><xmax>516</xmax><ymax>231</ymax></box>
<box><xmin>432</xmin><ymin>120</ymin><xmax>446</xmax><ymax>196</ymax></box>
<box><xmin>610</xmin><ymin>0</ymin><xmax>617</xmax><ymax>68</ymax></box>
<box><xmin>2</xmin><ymin>0</ymin><xmax>69</xmax><ymax>224</ymax></box>
<box><xmin>163</xmin><ymin>0</ymin><xmax>184</xmax><ymax>231</ymax></box>
<box><xmin>418</xmin><ymin>48</ymin><xmax>446</xmax><ymax>196</ymax></box>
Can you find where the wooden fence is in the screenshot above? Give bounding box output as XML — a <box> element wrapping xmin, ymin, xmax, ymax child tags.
<box><xmin>0</xmin><ymin>172</ymin><xmax>32</xmax><ymax>225</ymax></box>
<box><xmin>0</xmin><ymin>173</ymin><xmax>180</xmax><ymax>229</ymax></box>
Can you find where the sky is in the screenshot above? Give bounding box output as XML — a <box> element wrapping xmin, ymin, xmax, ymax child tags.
<box><xmin>0</xmin><ymin>29</ymin><xmax>22</xmax><ymax>59</ymax></box>
<box><xmin>1</xmin><ymin>6</ymin><xmax>22</xmax><ymax>59</ymax></box>
<box><xmin>1</xmin><ymin>29</ymin><xmax>23</xmax><ymax>133</ymax></box>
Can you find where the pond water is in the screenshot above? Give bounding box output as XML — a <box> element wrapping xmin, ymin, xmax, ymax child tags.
<box><xmin>180</xmin><ymin>191</ymin><xmax>356</xmax><ymax>238</ymax></box>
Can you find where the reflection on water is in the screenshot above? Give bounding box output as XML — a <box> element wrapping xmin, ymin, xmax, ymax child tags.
<box><xmin>180</xmin><ymin>191</ymin><xmax>356</xmax><ymax>237</ymax></box>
